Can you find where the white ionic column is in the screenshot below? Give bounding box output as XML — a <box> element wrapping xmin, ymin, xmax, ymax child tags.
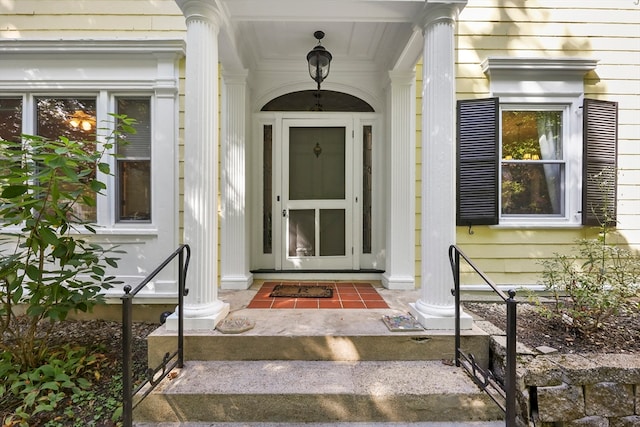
<box><xmin>382</xmin><ymin>71</ymin><xmax>416</xmax><ymax>290</ymax></box>
<box><xmin>410</xmin><ymin>2</ymin><xmax>472</xmax><ymax>330</ymax></box>
<box><xmin>220</xmin><ymin>70</ymin><xmax>253</xmax><ymax>289</ymax></box>
<box><xmin>167</xmin><ymin>0</ymin><xmax>229</xmax><ymax>330</ymax></box>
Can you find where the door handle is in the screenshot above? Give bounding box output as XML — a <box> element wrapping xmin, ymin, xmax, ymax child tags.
<box><xmin>282</xmin><ymin>209</ymin><xmax>287</xmax><ymax>217</ymax></box>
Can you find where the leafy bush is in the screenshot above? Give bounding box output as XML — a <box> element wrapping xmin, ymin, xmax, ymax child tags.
<box><xmin>0</xmin><ymin>345</ymin><xmax>102</xmax><ymax>426</ymax></box>
<box><xmin>539</xmin><ymin>223</ymin><xmax>640</xmax><ymax>334</ymax></box>
<box><xmin>0</xmin><ymin>116</ymin><xmax>135</xmax><ymax>423</ymax></box>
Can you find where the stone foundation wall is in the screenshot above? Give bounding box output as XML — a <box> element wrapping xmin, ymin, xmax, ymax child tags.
<box><xmin>489</xmin><ymin>335</ymin><xmax>640</xmax><ymax>426</ymax></box>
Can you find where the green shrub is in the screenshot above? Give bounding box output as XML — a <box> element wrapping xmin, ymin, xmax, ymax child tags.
<box><xmin>0</xmin><ymin>115</ymin><xmax>136</xmax><ymax>423</ymax></box>
<box><xmin>540</xmin><ymin>225</ymin><xmax>640</xmax><ymax>334</ymax></box>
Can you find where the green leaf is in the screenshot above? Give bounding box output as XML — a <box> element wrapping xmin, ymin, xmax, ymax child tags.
<box><xmin>39</xmin><ymin>227</ymin><xmax>59</xmax><ymax>246</ymax></box>
<box><xmin>40</xmin><ymin>381</ymin><xmax>60</xmax><ymax>391</ymax></box>
<box><xmin>89</xmin><ymin>180</ymin><xmax>106</xmax><ymax>192</ymax></box>
<box><xmin>25</xmin><ymin>264</ymin><xmax>42</xmax><ymax>281</ymax></box>
<box><xmin>76</xmin><ymin>378</ymin><xmax>91</xmax><ymax>389</ymax></box>
<box><xmin>1</xmin><ymin>185</ymin><xmax>28</xmax><ymax>198</ymax></box>
<box><xmin>98</xmin><ymin>162</ymin><xmax>110</xmax><ymax>174</ymax></box>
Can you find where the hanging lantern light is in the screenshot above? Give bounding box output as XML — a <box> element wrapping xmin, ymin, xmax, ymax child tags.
<box><xmin>306</xmin><ymin>31</ymin><xmax>332</xmax><ymax>92</ymax></box>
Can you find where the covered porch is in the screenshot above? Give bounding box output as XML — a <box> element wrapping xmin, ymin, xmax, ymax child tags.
<box><xmin>171</xmin><ymin>0</ymin><xmax>471</xmax><ymax>330</ymax></box>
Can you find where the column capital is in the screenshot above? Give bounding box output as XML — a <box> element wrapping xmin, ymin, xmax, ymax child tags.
<box><xmin>176</xmin><ymin>0</ymin><xmax>223</xmax><ymax>28</ymax></box>
<box><xmin>388</xmin><ymin>69</ymin><xmax>416</xmax><ymax>86</ymax></box>
<box><xmin>416</xmin><ymin>1</ymin><xmax>467</xmax><ymax>30</ymax></box>
<box><xmin>222</xmin><ymin>69</ymin><xmax>249</xmax><ymax>85</ymax></box>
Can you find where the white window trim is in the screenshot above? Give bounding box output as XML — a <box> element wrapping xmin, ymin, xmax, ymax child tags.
<box><xmin>482</xmin><ymin>56</ymin><xmax>598</xmax><ymax>228</ymax></box>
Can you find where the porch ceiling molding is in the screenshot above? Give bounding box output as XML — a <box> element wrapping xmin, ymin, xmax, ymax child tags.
<box><xmin>214</xmin><ymin>0</ymin><xmax>432</xmax><ymax>74</ymax></box>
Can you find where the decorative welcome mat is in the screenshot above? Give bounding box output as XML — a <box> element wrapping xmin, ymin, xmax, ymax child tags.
<box><xmin>269</xmin><ymin>284</ymin><xmax>334</xmax><ymax>298</ymax></box>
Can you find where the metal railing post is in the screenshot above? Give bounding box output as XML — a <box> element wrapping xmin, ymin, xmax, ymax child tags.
<box><xmin>505</xmin><ymin>291</ymin><xmax>518</xmax><ymax>427</ymax></box>
<box><xmin>121</xmin><ymin>286</ymin><xmax>134</xmax><ymax>427</ymax></box>
<box><xmin>451</xmin><ymin>247</ymin><xmax>461</xmax><ymax>367</ymax></box>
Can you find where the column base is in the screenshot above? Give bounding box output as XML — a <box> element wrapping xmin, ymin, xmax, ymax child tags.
<box><xmin>409</xmin><ymin>302</ymin><xmax>473</xmax><ymax>330</ymax></box>
<box><xmin>165</xmin><ymin>302</ymin><xmax>230</xmax><ymax>331</ymax></box>
<box><xmin>221</xmin><ymin>274</ymin><xmax>254</xmax><ymax>290</ymax></box>
<box><xmin>381</xmin><ymin>273</ymin><xmax>415</xmax><ymax>290</ymax></box>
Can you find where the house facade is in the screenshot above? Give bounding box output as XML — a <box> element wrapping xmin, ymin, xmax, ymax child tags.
<box><xmin>1</xmin><ymin>0</ymin><xmax>638</xmax><ymax>329</ymax></box>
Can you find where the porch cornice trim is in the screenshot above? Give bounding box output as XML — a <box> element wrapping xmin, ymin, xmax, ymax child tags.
<box><xmin>0</xmin><ymin>39</ymin><xmax>185</xmax><ymax>55</ymax></box>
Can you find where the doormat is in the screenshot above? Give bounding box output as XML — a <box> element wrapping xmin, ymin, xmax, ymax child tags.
<box><xmin>270</xmin><ymin>284</ymin><xmax>333</xmax><ymax>298</ymax></box>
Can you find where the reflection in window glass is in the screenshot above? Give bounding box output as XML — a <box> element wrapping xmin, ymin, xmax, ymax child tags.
<box><xmin>501</xmin><ymin>110</ymin><xmax>564</xmax><ymax>215</ymax></box>
<box><xmin>0</xmin><ymin>98</ymin><xmax>22</xmax><ymax>143</ymax></box>
<box><xmin>263</xmin><ymin>125</ymin><xmax>273</xmax><ymax>253</ymax></box>
<box><xmin>116</xmin><ymin>98</ymin><xmax>151</xmax><ymax>222</ymax></box>
<box><xmin>36</xmin><ymin>97</ymin><xmax>97</xmax><ymax>222</ymax></box>
<box><xmin>288</xmin><ymin>209</ymin><xmax>315</xmax><ymax>257</ymax></box>
<box><xmin>362</xmin><ymin>125</ymin><xmax>372</xmax><ymax>254</ymax></box>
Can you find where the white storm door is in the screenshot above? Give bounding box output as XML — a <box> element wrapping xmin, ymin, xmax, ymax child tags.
<box><xmin>282</xmin><ymin>120</ymin><xmax>353</xmax><ymax>269</ymax></box>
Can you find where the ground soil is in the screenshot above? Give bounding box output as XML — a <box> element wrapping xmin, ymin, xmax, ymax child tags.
<box><xmin>464</xmin><ymin>301</ymin><xmax>640</xmax><ymax>354</ymax></box>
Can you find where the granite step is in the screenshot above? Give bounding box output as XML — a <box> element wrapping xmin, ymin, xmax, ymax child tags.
<box><xmin>133</xmin><ymin>360</ymin><xmax>504</xmax><ymax>424</ymax></box>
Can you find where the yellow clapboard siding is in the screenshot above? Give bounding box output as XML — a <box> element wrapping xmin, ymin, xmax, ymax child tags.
<box><xmin>6</xmin><ymin>0</ymin><xmax>182</xmax><ymax>15</ymax></box>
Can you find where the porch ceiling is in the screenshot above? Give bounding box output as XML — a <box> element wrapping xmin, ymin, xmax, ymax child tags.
<box><xmin>216</xmin><ymin>0</ymin><xmax>428</xmax><ymax>74</ymax></box>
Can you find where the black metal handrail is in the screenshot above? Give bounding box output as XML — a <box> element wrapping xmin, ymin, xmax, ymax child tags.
<box><xmin>449</xmin><ymin>244</ymin><xmax>517</xmax><ymax>427</ymax></box>
<box><xmin>121</xmin><ymin>244</ymin><xmax>190</xmax><ymax>427</ymax></box>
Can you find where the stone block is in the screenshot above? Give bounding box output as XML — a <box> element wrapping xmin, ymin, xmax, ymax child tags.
<box><xmin>582</xmin><ymin>355</ymin><xmax>640</xmax><ymax>384</ymax></box>
<box><xmin>610</xmin><ymin>415</ymin><xmax>640</xmax><ymax>426</ymax></box>
<box><xmin>537</xmin><ymin>382</ymin><xmax>586</xmax><ymax>422</ymax></box>
<box><xmin>564</xmin><ymin>415</ymin><xmax>609</xmax><ymax>426</ymax></box>
<box><xmin>521</xmin><ymin>355</ymin><xmax>564</xmax><ymax>387</ymax></box>
<box><xmin>585</xmin><ymin>382</ymin><xmax>635</xmax><ymax>417</ymax></box>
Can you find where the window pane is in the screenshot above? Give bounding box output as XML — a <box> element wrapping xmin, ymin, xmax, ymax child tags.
<box><xmin>36</xmin><ymin>97</ymin><xmax>97</xmax><ymax>222</ymax></box>
<box><xmin>362</xmin><ymin>125</ymin><xmax>372</xmax><ymax>254</ymax></box>
<box><xmin>501</xmin><ymin>110</ymin><xmax>564</xmax><ymax>216</ymax></box>
<box><xmin>502</xmin><ymin>111</ymin><xmax>563</xmax><ymax>160</ymax></box>
<box><xmin>320</xmin><ymin>209</ymin><xmax>345</xmax><ymax>256</ymax></box>
<box><xmin>118</xmin><ymin>161</ymin><xmax>151</xmax><ymax>221</ymax></box>
<box><xmin>289</xmin><ymin>127</ymin><xmax>345</xmax><ymax>200</ymax></box>
<box><xmin>116</xmin><ymin>98</ymin><xmax>151</xmax><ymax>222</ymax></box>
<box><xmin>0</xmin><ymin>98</ymin><xmax>22</xmax><ymax>143</ymax></box>
<box><xmin>263</xmin><ymin>125</ymin><xmax>273</xmax><ymax>254</ymax></box>
<box><xmin>502</xmin><ymin>163</ymin><xmax>563</xmax><ymax>215</ymax></box>
<box><xmin>288</xmin><ymin>209</ymin><xmax>315</xmax><ymax>257</ymax></box>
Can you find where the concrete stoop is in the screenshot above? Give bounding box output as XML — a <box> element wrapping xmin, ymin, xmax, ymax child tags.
<box><xmin>136</xmin><ymin>288</ymin><xmax>503</xmax><ymax>425</ymax></box>
<box><xmin>133</xmin><ymin>360</ymin><xmax>504</xmax><ymax>424</ymax></box>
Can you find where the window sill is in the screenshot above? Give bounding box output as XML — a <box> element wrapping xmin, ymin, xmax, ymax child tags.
<box><xmin>490</xmin><ymin>222</ymin><xmax>583</xmax><ymax>230</ymax></box>
<box><xmin>1</xmin><ymin>224</ymin><xmax>159</xmax><ymax>236</ymax></box>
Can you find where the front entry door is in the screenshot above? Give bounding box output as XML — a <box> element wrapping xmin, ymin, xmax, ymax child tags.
<box><xmin>282</xmin><ymin>120</ymin><xmax>353</xmax><ymax>269</ymax></box>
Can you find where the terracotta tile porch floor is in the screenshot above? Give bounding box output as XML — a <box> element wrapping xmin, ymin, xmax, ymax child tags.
<box><xmin>247</xmin><ymin>281</ymin><xmax>390</xmax><ymax>309</ymax></box>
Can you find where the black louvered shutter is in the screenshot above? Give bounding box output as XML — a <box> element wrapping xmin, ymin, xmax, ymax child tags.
<box><xmin>583</xmin><ymin>98</ymin><xmax>618</xmax><ymax>226</ymax></box>
<box><xmin>457</xmin><ymin>98</ymin><xmax>499</xmax><ymax>226</ymax></box>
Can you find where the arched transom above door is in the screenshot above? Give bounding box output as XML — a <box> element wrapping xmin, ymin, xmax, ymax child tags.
<box><xmin>261</xmin><ymin>90</ymin><xmax>375</xmax><ymax>112</ymax></box>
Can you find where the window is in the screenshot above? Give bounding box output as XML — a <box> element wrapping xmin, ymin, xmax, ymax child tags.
<box><xmin>0</xmin><ymin>98</ymin><xmax>22</xmax><ymax>143</ymax></box>
<box><xmin>457</xmin><ymin>97</ymin><xmax>618</xmax><ymax>227</ymax></box>
<box><xmin>116</xmin><ymin>98</ymin><xmax>151</xmax><ymax>222</ymax></box>
<box><xmin>501</xmin><ymin>107</ymin><xmax>566</xmax><ymax>217</ymax></box>
<box><xmin>37</xmin><ymin>97</ymin><xmax>98</xmax><ymax>222</ymax></box>
<box><xmin>0</xmin><ymin>94</ymin><xmax>153</xmax><ymax>225</ymax></box>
